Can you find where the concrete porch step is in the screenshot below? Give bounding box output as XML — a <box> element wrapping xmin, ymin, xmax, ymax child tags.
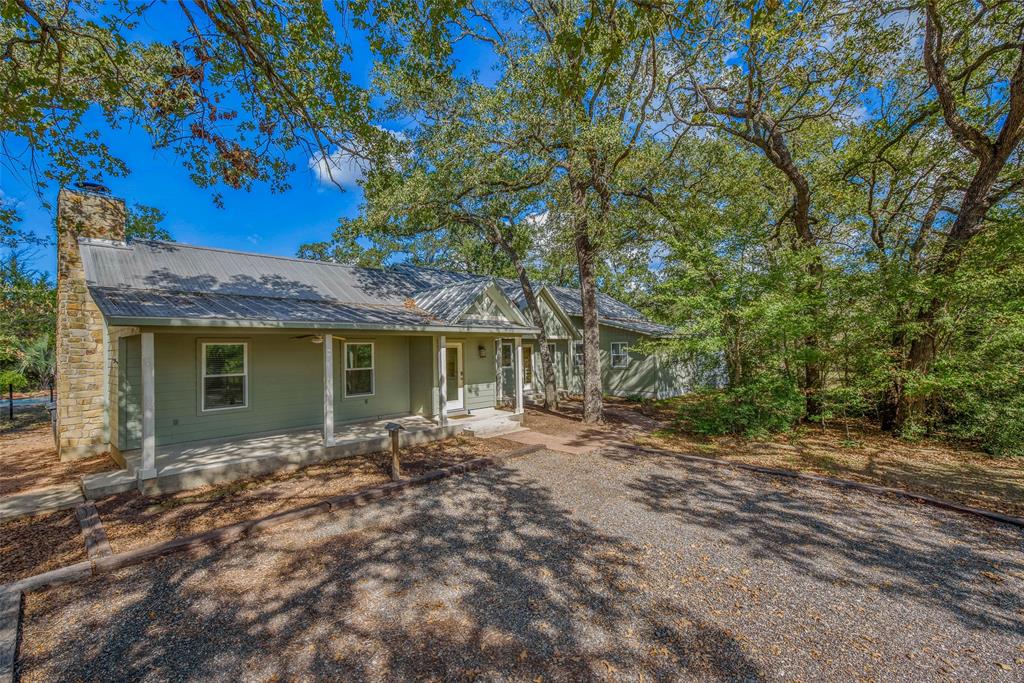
<box><xmin>0</xmin><ymin>484</ymin><xmax>85</xmax><ymax>522</ymax></box>
<box><xmin>81</xmin><ymin>470</ymin><xmax>137</xmax><ymax>500</ymax></box>
<box><xmin>459</xmin><ymin>413</ymin><xmax>524</xmax><ymax>438</ymax></box>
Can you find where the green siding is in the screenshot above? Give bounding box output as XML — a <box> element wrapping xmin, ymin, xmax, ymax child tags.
<box><xmin>118</xmin><ymin>331</ymin><xmax>506</xmax><ymax>448</ymax></box>
<box><xmin>461</xmin><ymin>338</ymin><xmax>496</xmax><ymax>411</ymax></box>
<box><xmin>538</xmin><ymin>297</ymin><xmax>573</xmax><ymax>339</ymax></box>
<box><xmin>149</xmin><ymin>333</ymin><xmax>323</xmax><ymax>446</ymax></box>
<box><xmin>524</xmin><ymin>340</ymin><xmax>569</xmax><ymax>393</ymax></box>
<box><xmin>119</xmin><ymin>335</ymin><xmax>142</xmax><ymax>451</ymax></box>
<box><xmin>564</xmin><ymin>322</ymin><xmax>664</xmax><ymax>398</ymax></box>
<box><xmin>335</xmin><ymin>336</ymin><xmax>411</xmax><ymax>422</ymax></box>
<box><xmin>599</xmin><ymin>326</ymin><xmax>660</xmax><ymax>398</ymax></box>
<box><xmin>408</xmin><ymin>336</ymin><xmax>435</xmax><ymax>417</ymax></box>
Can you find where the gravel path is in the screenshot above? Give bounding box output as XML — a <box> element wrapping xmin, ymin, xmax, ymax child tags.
<box><xmin>17</xmin><ymin>446</ymin><xmax>1024</xmax><ymax>682</ymax></box>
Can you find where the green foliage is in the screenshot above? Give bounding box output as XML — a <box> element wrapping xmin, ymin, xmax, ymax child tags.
<box><xmin>0</xmin><ymin>253</ymin><xmax>54</xmax><ymax>344</ymax></box>
<box><xmin>1</xmin><ymin>0</ymin><xmax>373</xmax><ymax>238</ymax></box>
<box><xmin>0</xmin><ymin>370</ymin><xmax>27</xmax><ymax>392</ymax></box>
<box><xmin>675</xmin><ymin>380</ymin><xmax>806</xmax><ymax>439</ymax></box>
<box><xmin>16</xmin><ymin>334</ymin><xmax>54</xmax><ymax>387</ymax></box>
<box><xmin>125</xmin><ymin>204</ymin><xmax>172</xmax><ymax>242</ymax></box>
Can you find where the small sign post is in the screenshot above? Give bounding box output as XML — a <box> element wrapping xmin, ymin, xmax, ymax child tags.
<box><xmin>385</xmin><ymin>422</ymin><xmax>405</xmax><ymax>481</ymax></box>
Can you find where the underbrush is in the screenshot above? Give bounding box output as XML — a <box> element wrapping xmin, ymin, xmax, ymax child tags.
<box><xmin>671</xmin><ymin>379</ymin><xmax>805</xmax><ymax>439</ymax></box>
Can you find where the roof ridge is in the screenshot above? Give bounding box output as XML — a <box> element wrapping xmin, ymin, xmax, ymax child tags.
<box><xmin>97</xmin><ymin>239</ymin><xmax>406</xmax><ymax>275</ymax></box>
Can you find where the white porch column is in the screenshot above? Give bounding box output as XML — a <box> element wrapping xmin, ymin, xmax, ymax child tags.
<box><xmin>438</xmin><ymin>335</ymin><xmax>448</xmax><ymax>427</ymax></box>
<box><xmin>323</xmin><ymin>333</ymin><xmax>335</xmax><ymax>447</ymax></box>
<box><xmin>494</xmin><ymin>337</ymin><xmax>503</xmax><ymax>407</ymax></box>
<box><xmin>514</xmin><ymin>336</ymin><xmax>524</xmax><ymax>415</ymax></box>
<box><xmin>139</xmin><ymin>332</ymin><xmax>156</xmax><ymax>480</ymax></box>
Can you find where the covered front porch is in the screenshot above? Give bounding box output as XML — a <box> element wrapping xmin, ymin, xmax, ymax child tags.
<box><xmin>87</xmin><ymin>408</ymin><xmax>520</xmax><ymax>496</ymax></box>
<box><xmin>102</xmin><ymin>327</ymin><xmax>529</xmax><ymax>495</ymax></box>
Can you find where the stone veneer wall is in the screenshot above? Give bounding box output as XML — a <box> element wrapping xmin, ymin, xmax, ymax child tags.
<box><xmin>55</xmin><ymin>188</ymin><xmax>126</xmax><ymax>460</ymax></box>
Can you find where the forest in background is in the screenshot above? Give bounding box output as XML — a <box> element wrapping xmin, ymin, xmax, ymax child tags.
<box><xmin>2</xmin><ymin>0</ymin><xmax>1022</xmax><ymax>455</ymax></box>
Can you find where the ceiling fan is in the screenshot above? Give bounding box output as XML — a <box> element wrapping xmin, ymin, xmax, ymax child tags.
<box><xmin>290</xmin><ymin>334</ymin><xmax>344</xmax><ymax>343</ymax></box>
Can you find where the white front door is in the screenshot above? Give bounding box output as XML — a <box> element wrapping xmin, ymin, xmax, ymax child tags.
<box><xmin>445</xmin><ymin>342</ymin><xmax>464</xmax><ymax>411</ymax></box>
<box><xmin>522</xmin><ymin>345</ymin><xmax>533</xmax><ymax>393</ymax></box>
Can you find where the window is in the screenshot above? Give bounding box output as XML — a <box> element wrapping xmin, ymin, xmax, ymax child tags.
<box><xmin>202</xmin><ymin>342</ymin><xmax>247</xmax><ymax>411</ymax></box>
<box><xmin>573</xmin><ymin>341</ymin><xmax>584</xmax><ymax>370</ymax></box>
<box><xmin>501</xmin><ymin>343</ymin><xmax>513</xmax><ymax>369</ymax></box>
<box><xmin>611</xmin><ymin>342</ymin><xmax>630</xmax><ymax>368</ymax></box>
<box><xmin>345</xmin><ymin>342</ymin><xmax>374</xmax><ymax>397</ymax></box>
<box><xmin>522</xmin><ymin>346</ymin><xmax>533</xmax><ymax>384</ymax></box>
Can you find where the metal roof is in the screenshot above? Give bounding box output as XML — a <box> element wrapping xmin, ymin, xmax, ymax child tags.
<box><xmin>413</xmin><ymin>279</ymin><xmax>492</xmax><ymax>322</ymax></box>
<box><xmin>597</xmin><ymin>317</ymin><xmax>676</xmax><ymax>338</ymax></box>
<box><xmin>79</xmin><ymin>239</ymin><xmax>671</xmax><ymax>336</ymax></box>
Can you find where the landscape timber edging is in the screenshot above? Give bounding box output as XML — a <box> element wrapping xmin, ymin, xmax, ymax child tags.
<box><xmin>2</xmin><ymin>443</ymin><xmax>546</xmax><ymax>595</ymax></box>
<box><xmin>0</xmin><ymin>443</ymin><xmax>546</xmax><ymax>683</ymax></box>
<box><xmin>617</xmin><ymin>442</ymin><xmax>1024</xmax><ymax>528</ymax></box>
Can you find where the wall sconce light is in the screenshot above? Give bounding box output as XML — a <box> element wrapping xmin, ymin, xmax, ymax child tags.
<box><xmin>478</xmin><ymin>344</ymin><xmax>487</xmax><ymax>358</ymax></box>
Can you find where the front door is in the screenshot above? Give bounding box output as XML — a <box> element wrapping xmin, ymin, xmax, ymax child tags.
<box><xmin>522</xmin><ymin>345</ymin><xmax>533</xmax><ymax>393</ymax></box>
<box><xmin>445</xmin><ymin>342</ymin><xmax>464</xmax><ymax>411</ymax></box>
<box><xmin>500</xmin><ymin>342</ymin><xmax>514</xmax><ymax>401</ymax></box>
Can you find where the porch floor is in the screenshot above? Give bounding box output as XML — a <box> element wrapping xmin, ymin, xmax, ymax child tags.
<box><xmin>85</xmin><ymin>409</ymin><xmax>521</xmax><ymax>497</ymax></box>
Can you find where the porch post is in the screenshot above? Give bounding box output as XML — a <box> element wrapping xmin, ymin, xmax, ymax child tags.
<box><xmin>438</xmin><ymin>335</ymin><xmax>448</xmax><ymax>427</ymax></box>
<box><xmin>323</xmin><ymin>333</ymin><xmax>335</xmax><ymax>447</ymax></box>
<box><xmin>139</xmin><ymin>332</ymin><xmax>156</xmax><ymax>480</ymax></box>
<box><xmin>514</xmin><ymin>336</ymin><xmax>524</xmax><ymax>415</ymax></box>
<box><xmin>494</xmin><ymin>337</ymin><xmax>503</xmax><ymax>407</ymax></box>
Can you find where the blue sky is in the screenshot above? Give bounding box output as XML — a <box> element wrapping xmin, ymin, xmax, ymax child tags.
<box><xmin>2</xmin><ymin>2</ymin><xmax>494</xmax><ymax>280</ymax></box>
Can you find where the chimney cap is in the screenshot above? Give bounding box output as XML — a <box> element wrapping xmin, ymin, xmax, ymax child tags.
<box><xmin>74</xmin><ymin>181</ymin><xmax>111</xmax><ymax>195</ymax></box>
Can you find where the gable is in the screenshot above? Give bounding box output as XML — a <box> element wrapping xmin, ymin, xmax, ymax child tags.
<box><xmin>537</xmin><ymin>295</ymin><xmax>575</xmax><ymax>339</ymax></box>
<box><xmin>457</xmin><ymin>283</ymin><xmax>531</xmax><ymax>327</ymax></box>
<box><xmin>463</xmin><ymin>293</ymin><xmax>512</xmax><ymax>322</ymax></box>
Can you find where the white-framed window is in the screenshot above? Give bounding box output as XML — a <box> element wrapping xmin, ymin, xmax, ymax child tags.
<box><xmin>501</xmin><ymin>342</ymin><xmax>513</xmax><ymax>369</ymax></box>
<box><xmin>345</xmin><ymin>342</ymin><xmax>375</xmax><ymax>397</ymax></box>
<box><xmin>573</xmin><ymin>341</ymin><xmax>584</xmax><ymax>370</ymax></box>
<box><xmin>611</xmin><ymin>342</ymin><xmax>630</xmax><ymax>368</ymax></box>
<box><xmin>201</xmin><ymin>342</ymin><xmax>248</xmax><ymax>411</ymax></box>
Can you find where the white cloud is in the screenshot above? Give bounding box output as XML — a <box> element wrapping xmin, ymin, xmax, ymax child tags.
<box><xmin>308</xmin><ymin>148</ymin><xmax>368</xmax><ymax>190</ymax></box>
<box><xmin>525</xmin><ymin>211</ymin><xmax>548</xmax><ymax>227</ymax></box>
<box><xmin>246</xmin><ymin>233</ymin><xmax>262</xmax><ymax>245</ymax></box>
<box><xmin>307</xmin><ymin>125</ymin><xmax>407</xmax><ymax>191</ymax></box>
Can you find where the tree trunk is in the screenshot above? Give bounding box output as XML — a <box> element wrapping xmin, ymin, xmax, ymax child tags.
<box><xmin>888</xmin><ymin>4</ymin><xmax>1024</xmax><ymax>431</ymax></box>
<box><xmin>888</xmin><ymin>116</ymin><xmax>1021</xmax><ymax>430</ymax></box>
<box><xmin>784</xmin><ymin>164</ymin><xmax>825</xmax><ymax>417</ymax></box>
<box><xmin>573</xmin><ymin>203</ymin><xmax>603</xmax><ymax>424</ymax></box>
<box><xmin>488</xmin><ymin>222</ymin><xmax>559</xmax><ymax>409</ymax></box>
<box><xmin>513</xmin><ymin>270</ymin><xmax>559</xmax><ymax>410</ymax></box>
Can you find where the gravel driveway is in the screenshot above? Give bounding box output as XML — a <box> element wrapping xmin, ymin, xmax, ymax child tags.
<box><xmin>17</xmin><ymin>446</ymin><xmax>1024</xmax><ymax>681</ymax></box>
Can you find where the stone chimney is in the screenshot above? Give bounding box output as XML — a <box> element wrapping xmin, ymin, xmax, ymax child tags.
<box><xmin>55</xmin><ymin>188</ymin><xmax>126</xmax><ymax>460</ymax></box>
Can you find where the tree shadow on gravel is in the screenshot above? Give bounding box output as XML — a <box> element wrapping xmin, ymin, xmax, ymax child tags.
<box><xmin>17</xmin><ymin>462</ymin><xmax>765</xmax><ymax>682</ymax></box>
<box><xmin>603</xmin><ymin>447</ymin><xmax>1024</xmax><ymax>638</ymax></box>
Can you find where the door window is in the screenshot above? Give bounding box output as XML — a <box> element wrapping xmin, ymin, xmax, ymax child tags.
<box><xmin>446</xmin><ymin>345</ymin><xmax>460</xmax><ymax>398</ymax></box>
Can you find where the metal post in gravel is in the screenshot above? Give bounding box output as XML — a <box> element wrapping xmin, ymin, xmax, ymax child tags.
<box><xmin>385</xmin><ymin>422</ymin><xmax>405</xmax><ymax>481</ymax></box>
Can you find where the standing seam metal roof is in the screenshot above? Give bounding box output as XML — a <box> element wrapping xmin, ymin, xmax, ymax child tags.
<box><xmin>79</xmin><ymin>239</ymin><xmax>671</xmax><ymax>335</ymax></box>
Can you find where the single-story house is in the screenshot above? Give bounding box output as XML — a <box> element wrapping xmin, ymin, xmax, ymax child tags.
<box><xmin>54</xmin><ymin>189</ymin><xmax>690</xmax><ymax>492</ymax></box>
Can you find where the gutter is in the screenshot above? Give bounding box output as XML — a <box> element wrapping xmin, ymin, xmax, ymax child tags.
<box><xmin>105</xmin><ymin>316</ymin><xmax>541</xmax><ymax>336</ymax></box>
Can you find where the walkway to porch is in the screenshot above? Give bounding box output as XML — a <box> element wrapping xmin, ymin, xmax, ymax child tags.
<box><xmin>83</xmin><ymin>409</ymin><xmax>522</xmax><ymax>498</ymax></box>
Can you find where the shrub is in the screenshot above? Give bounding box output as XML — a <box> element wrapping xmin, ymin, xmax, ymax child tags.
<box><xmin>674</xmin><ymin>377</ymin><xmax>805</xmax><ymax>438</ymax></box>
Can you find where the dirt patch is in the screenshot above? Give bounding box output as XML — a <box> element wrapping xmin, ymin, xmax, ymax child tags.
<box><xmin>522</xmin><ymin>399</ymin><xmax>656</xmax><ymax>441</ymax></box>
<box><xmin>96</xmin><ymin>435</ymin><xmax>523</xmax><ymax>552</ymax></box>
<box><xmin>524</xmin><ymin>397</ymin><xmax>1024</xmax><ymax>518</ymax></box>
<box><xmin>0</xmin><ymin>509</ymin><xmax>86</xmax><ymax>583</ymax></box>
<box><xmin>0</xmin><ymin>421</ymin><xmax>116</xmax><ymax>497</ymax></box>
<box><xmin>628</xmin><ymin>406</ymin><xmax>1024</xmax><ymax>518</ymax></box>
